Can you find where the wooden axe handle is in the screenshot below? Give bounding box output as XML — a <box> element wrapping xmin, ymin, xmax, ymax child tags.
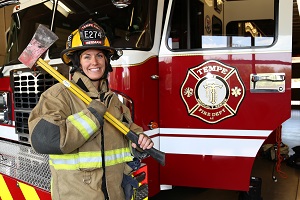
<box><xmin>36</xmin><ymin>58</ymin><xmax>165</xmax><ymax>166</ymax></box>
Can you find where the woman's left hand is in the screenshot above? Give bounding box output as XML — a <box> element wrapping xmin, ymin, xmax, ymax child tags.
<box><xmin>132</xmin><ymin>133</ymin><xmax>154</xmax><ymax>150</ymax></box>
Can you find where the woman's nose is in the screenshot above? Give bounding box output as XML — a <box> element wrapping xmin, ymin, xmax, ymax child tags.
<box><xmin>91</xmin><ymin>56</ymin><xmax>99</xmax><ymax>65</ymax></box>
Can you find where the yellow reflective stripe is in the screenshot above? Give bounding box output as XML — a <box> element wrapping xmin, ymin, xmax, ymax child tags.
<box><xmin>49</xmin><ymin>153</ymin><xmax>79</xmax><ymax>170</ymax></box>
<box><xmin>104</xmin><ymin>148</ymin><xmax>133</xmax><ymax>166</ymax></box>
<box><xmin>51</xmin><ymin>177</ymin><xmax>54</xmax><ymax>195</ymax></box>
<box><xmin>49</xmin><ymin>148</ymin><xmax>133</xmax><ymax>170</ymax></box>
<box><xmin>18</xmin><ymin>181</ymin><xmax>40</xmax><ymax>200</ymax></box>
<box><xmin>68</xmin><ymin>111</ymin><xmax>98</xmax><ymax>140</ymax></box>
<box><xmin>0</xmin><ymin>174</ymin><xmax>13</xmax><ymax>200</ymax></box>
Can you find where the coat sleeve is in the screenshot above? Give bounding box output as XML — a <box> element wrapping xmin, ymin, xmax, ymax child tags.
<box><xmin>28</xmin><ymin>84</ymin><xmax>103</xmax><ymax>154</ymax></box>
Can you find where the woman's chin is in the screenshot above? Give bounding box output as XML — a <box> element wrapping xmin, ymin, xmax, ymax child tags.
<box><xmin>87</xmin><ymin>74</ymin><xmax>103</xmax><ymax>81</ymax></box>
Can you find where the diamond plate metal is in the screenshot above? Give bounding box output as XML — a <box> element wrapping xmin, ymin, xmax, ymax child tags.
<box><xmin>0</xmin><ymin>140</ymin><xmax>50</xmax><ymax>191</ymax></box>
<box><xmin>135</xmin><ymin>184</ymin><xmax>148</xmax><ymax>200</ymax></box>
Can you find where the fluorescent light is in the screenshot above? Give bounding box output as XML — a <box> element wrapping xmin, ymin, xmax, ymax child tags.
<box><xmin>111</xmin><ymin>0</ymin><xmax>131</xmax><ymax>8</ymax></box>
<box><xmin>44</xmin><ymin>0</ymin><xmax>72</xmax><ymax>17</ymax></box>
<box><xmin>298</xmin><ymin>0</ymin><xmax>300</xmax><ymax>16</ymax></box>
<box><xmin>58</xmin><ymin>1</ymin><xmax>71</xmax><ymax>13</ymax></box>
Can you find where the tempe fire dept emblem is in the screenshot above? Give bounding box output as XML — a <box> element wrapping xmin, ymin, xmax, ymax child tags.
<box><xmin>180</xmin><ymin>60</ymin><xmax>245</xmax><ymax>124</ymax></box>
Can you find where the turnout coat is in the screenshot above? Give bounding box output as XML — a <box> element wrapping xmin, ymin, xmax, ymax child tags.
<box><xmin>28</xmin><ymin>71</ymin><xmax>143</xmax><ymax>200</ymax></box>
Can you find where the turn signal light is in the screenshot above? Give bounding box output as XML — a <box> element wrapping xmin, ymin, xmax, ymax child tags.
<box><xmin>148</xmin><ymin>121</ymin><xmax>158</xmax><ymax>130</ymax></box>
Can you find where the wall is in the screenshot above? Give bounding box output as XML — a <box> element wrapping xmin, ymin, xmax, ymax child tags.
<box><xmin>0</xmin><ymin>5</ymin><xmax>15</xmax><ymax>66</ymax></box>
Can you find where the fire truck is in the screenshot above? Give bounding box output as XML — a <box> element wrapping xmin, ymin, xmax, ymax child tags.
<box><xmin>0</xmin><ymin>0</ymin><xmax>295</xmax><ymax>199</ymax></box>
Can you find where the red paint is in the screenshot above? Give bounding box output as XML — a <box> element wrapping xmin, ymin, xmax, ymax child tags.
<box><xmin>109</xmin><ymin>52</ymin><xmax>291</xmax><ymax>196</ymax></box>
<box><xmin>109</xmin><ymin>58</ymin><xmax>162</xmax><ymax>196</ymax></box>
<box><xmin>160</xmin><ymin>154</ymin><xmax>254</xmax><ymax>191</ymax></box>
<box><xmin>143</xmin><ymin>157</ymin><xmax>161</xmax><ymax>197</ymax></box>
<box><xmin>0</xmin><ymin>77</ymin><xmax>11</xmax><ymax>91</ymax></box>
<box><xmin>159</xmin><ymin>54</ymin><xmax>291</xmax><ymax>130</ymax></box>
<box><xmin>133</xmin><ymin>164</ymin><xmax>148</xmax><ymax>185</ymax></box>
<box><xmin>109</xmin><ymin>57</ymin><xmax>159</xmax><ymax>130</ymax></box>
<box><xmin>0</xmin><ymin>77</ymin><xmax>15</xmax><ymax>121</ymax></box>
<box><xmin>1</xmin><ymin>173</ymin><xmax>51</xmax><ymax>200</ymax></box>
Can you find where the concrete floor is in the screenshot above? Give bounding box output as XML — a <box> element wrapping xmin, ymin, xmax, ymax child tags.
<box><xmin>150</xmin><ymin>109</ymin><xmax>300</xmax><ymax>200</ymax></box>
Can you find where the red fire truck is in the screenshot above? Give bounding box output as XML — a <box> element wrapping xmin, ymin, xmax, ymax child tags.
<box><xmin>0</xmin><ymin>0</ymin><xmax>295</xmax><ymax>199</ymax></box>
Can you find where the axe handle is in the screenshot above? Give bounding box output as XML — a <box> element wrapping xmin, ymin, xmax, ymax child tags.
<box><xmin>36</xmin><ymin>58</ymin><xmax>165</xmax><ymax>166</ymax></box>
<box><xmin>36</xmin><ymin>59</ymin><xmax>92</xmax><ymax>104</ymax></box>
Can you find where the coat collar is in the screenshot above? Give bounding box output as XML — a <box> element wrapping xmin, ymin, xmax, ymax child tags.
<box><xmin>72</xmin><ymin>71</ymin><xmax>109</xmax><ymax>99</ymax></box>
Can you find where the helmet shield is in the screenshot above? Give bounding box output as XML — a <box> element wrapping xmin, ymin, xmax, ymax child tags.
<box><xmin>78</xmin><ymin>21</ymin><xmax>106</xmax><ymax>46</ymax></box>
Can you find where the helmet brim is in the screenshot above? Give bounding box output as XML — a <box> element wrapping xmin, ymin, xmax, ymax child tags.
<box><xmin>60</xmin><ymin>45</ymin><xmax>116</xmax><ymax>65</ymax></box>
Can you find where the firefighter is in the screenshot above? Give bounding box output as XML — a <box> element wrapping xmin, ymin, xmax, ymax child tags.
<box><xmin>28</xmin><ymin>19</ymin><xmax>153</xmax><ymax>200</ymax></box>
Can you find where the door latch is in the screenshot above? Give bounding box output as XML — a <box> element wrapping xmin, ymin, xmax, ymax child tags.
<box><xmin>250</xmin><ymin>73</ymin><xmax>285</xmax><ymax>93</ymax></box>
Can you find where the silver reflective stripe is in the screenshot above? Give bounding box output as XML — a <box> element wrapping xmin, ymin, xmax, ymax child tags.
<box><xmin>73</xmin><ymin>113</ymin><xmax>94</xmax><ymax>136</ymax></box>
<box><xmin>49</xmin><ymin>148</ymin><xmax>133</xmax><ymax>169</ymax></box>
<box><xmin>51</xmin><ymin>152</ymin><xmax>132</xmax><ymax>164</ymax></box>
<box><xmin>105</xmin><ymin>151</ymin><xmax>132</xmax><ymax>162</ymax></box>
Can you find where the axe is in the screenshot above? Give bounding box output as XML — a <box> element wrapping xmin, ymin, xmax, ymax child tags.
<box><xmin>18</xmin><ymin>24</ymin><xmax>165</xmax><ymax>166</ymax></box>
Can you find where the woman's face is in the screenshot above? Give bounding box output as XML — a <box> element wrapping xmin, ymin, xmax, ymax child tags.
<box><xmin>80</xmin><ymin>49</ymin><xmax>106</xmax><ymax>81</ymax></box>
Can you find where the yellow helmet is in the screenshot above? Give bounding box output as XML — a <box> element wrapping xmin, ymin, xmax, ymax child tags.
<box><xmin>60</xmin><ymin>20</ymin><xmax>117</xmax><ymax>65</ymax></box>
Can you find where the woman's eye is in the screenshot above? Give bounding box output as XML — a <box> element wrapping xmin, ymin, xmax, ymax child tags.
<box><xmin>96</xmin><ymin>54</ymin><xmax>103</xmax><ymax>58</ymax></box>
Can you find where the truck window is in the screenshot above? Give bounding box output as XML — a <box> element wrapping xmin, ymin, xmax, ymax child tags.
<box><xmin>5</xmin><ymin>0</ymin><xmax>157</xmax><ymax>65</ymax></box>
<box><xmin>167</xmin><ymin>0</ymin><xmax>276</xmax><ymax>50</ymax></box>
<box><xmin>6</xmin><ymin>2</ymin><xmax>52</xmax><ymax>64</ymax></box>
<box><xmin>49</xmin><ymin>0</ymin><xmax>157</xmax><ymax>59</ymax></box>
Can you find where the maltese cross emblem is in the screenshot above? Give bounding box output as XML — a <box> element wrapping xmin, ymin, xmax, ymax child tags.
<box><xmin>180</xmin><ymin>60</ymin><xmax>245</xmax><ymax>124</ymax></box>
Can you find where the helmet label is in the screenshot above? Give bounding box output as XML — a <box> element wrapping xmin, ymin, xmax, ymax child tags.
<box><xmin>180</xmin><ymin>60</ymin><xmax>245</xmax><ymax>124</ymax></box>
<box><xmin>79</xmin><ymin>20</ymin><xmax>106</xmax><ymax>46</ymax></box>
<box><xmin>80</xmin><ymin>23</ymin><xmax>100</xmax><ymax>30</ymax></box>
<box><xmin>83</xmin><ymin>30</ymin><xmax>104</xmax><ymax>44</ymax></box>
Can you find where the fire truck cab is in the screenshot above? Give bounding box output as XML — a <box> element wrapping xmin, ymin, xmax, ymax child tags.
<box><xmin>0</xmin><ymin>0</ymin><xmax>293</xmax><ymax>199</ymax></box>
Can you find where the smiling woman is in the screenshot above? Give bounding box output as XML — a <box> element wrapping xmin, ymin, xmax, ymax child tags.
<box><xmin>27</xmin><ymin>19</ymin><xmax>154</xmax><ymax>200</ymax></box>
<box><xmin>79</xmin><ymin>49</ymin><xmax>107</xmax><ymax>86</ymax></box>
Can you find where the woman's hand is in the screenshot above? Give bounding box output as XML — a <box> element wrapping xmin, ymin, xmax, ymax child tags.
<box><xmin>131</xmin><ymin>133</ymin><xmax>154</xmax><ymax>150</ymax></box>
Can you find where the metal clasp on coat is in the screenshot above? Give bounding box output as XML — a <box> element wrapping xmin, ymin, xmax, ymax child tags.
<box><xmin>83</xmin><ymin>171</ymin><xmax>92</xmax><ymax>185</ymax></box>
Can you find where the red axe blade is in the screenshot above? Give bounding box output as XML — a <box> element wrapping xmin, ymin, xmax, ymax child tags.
<box><xmin>18</xmin><ymin>24</ymin><xmax>59</xmax><ymax>68</ymax></box>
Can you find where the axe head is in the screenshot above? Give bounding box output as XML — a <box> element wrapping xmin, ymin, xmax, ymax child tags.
<box><xmin>18</xmin><ymin>24</ymin><xmax>59</xmax><ymax>68</ymax></box>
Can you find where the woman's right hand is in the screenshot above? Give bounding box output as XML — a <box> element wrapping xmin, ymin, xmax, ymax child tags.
<box><xmin>88</xmin><ymin>100</ymin><xmax>107</xmax><ymax>116</ymax></box>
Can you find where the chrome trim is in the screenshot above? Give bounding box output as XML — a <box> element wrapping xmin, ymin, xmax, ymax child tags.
<box><xmin>250</xmin><ymin>73</ymin><xmax>285</xmax><ymax>93</ymax></box>
<box><xmin>0</xmin><ymin>92</ymin><xmax>11</xmax><ymax>124</ymax></box>
<box><xmin>113</xmin><ymin>90</ymin><xmax>134</xmax><ymax>120</ymax></box>
<box><xmin>151</xmin><ymin>75</ymin><xmax>159</xmax><ymax>80</ymax></box>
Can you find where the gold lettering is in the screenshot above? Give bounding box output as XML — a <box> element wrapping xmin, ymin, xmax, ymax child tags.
<box><xmin>211</xmin><ymin>109</ymin><xmax>226</xmax><ymax>117</ymax></box>
<box><xmin>197</xmin><ymin>65</ymin><xmax>229</xmax><ymax>75</ymax></box>
<box><xmin>198</xmin><ymin>108</ymin><xmax>211</xmax><ymax>116</ymax></box>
